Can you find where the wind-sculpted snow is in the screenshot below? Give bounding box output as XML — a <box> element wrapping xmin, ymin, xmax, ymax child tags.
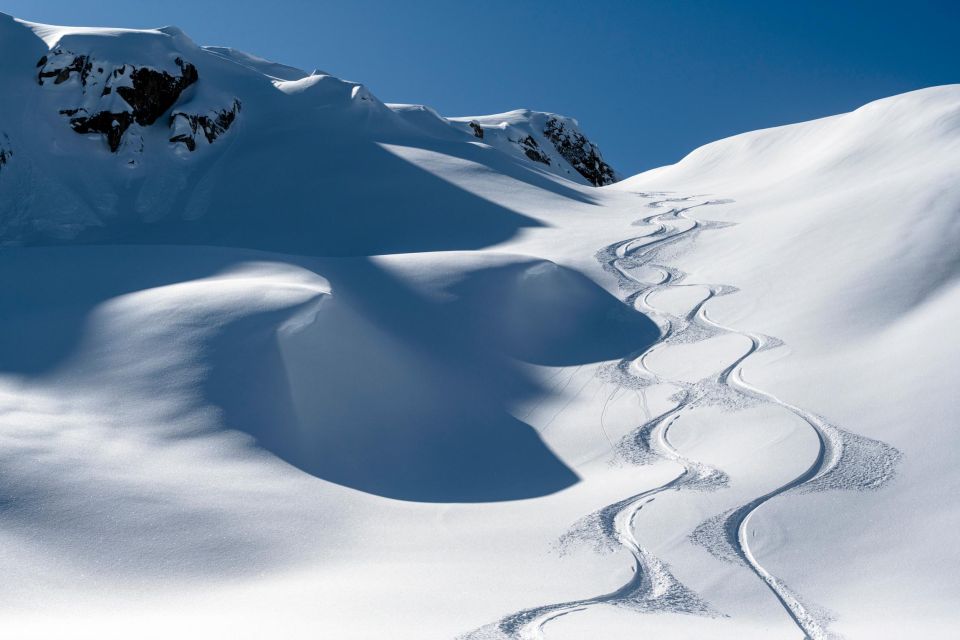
<box><xmin>442</xmin><ymin>261</ymin><xmax>659</xmax><ymax>367</ymax></box>
<box><xmin>0</xmin><ymin>13</ymin><xmax>955</xmax><ymax>636</ymax></box>
<box><xmin>201</xmin><ymin>257</ymin><xmax>662</xmax><ymax>501</ymax></box>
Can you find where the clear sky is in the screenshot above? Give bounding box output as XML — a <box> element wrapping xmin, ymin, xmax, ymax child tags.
<box><xmin>5</xmin><ymin>0</ymin><xmax>958</xmax><ymax>176</ymax></box>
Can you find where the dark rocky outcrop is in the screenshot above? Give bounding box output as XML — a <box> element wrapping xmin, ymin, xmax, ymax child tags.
<box><xmin>115</xmin><ymin>58</ymin><xmax>198</xmax><ymax>126</ymax></box>
<box><xmin>67</xmin><ymin>110</ymin><xmax>134</xmax><ymax>153</ymax></box>
<box><xmin>515</xmin><ymin>135</ymin><xmax>550</xmax><ymax>165</ymax></box>
<box><xmin>543</xmin><ymin>117</ymin><xmax>617</xmax><ymax>186</ymax></box>
<box><xmin>469</xmin><ymin>121</ymin><xmax>484</xmax><ymax>139</ymax></box>
<box><xmin>169</xmin><ymin>99</ymin><xmax>242</xmax><ymax>151</ymax></box>
<box><xmin>37</xmin><ymin>52</ymin><xmax>92</xmax><ymax>85</ymax></box>
<box><xmin>37</xmin><ymin>51</ymin><xmax>199</xmax><ymax>153</ymax></box>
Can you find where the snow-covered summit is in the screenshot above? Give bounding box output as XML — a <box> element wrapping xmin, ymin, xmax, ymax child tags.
<box><xmin>387</xmin><ymin>105</ymin><xmax>619</xmax><ymax>186</ymax></box>
<box><xmin>448</xmin><ymin>110</ymin><xmax>619</xmax><ymax>186</ymax></box>
<box><xmin>0</xmin><ymin>15</ymin><xmax>618</xmax><ymax>251</ymax></box>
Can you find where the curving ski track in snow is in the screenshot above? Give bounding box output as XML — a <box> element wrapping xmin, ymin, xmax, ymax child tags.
<box><xmin>462</xmin><ymin>194</ymin><xmax>901</xmax><ymax>640</ymax></box>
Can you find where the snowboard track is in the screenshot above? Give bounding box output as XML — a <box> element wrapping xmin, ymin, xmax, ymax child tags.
<box><xmin>462</xmin><ymin>193</ymin><xmax>901</xmax><ymax>640</ymax></box>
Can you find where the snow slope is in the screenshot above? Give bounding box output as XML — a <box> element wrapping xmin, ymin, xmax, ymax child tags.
<box><xmin>608</xmin><ymin>85</ymin><xmax>960</xmax><ymax>639</ymax></box>
<box><xmin>1</xmin><ymin>12</ymin><xmax>958</xmax><ymax>640</ymax></box>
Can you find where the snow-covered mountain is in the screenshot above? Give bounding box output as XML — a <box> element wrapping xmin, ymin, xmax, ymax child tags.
<box><xmin>0</xmin><ymin>14</ymin><xmax>616</xmax><ymax>251</ymax></box>
<box><xmin>1</xmin><ymin>13</ymin><xmax>959</xmax><ymax>640</ymax></box>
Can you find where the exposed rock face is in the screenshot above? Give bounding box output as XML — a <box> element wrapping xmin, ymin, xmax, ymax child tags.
<box><xmin>169</xmin><ymin>99</ymin><xmax>242</xmax><ymax>151</ymax></box>
<box><xmin>37</xmin><ymin>50</ymin><xmax>200</xmax><ymax>152</ymax></box>
<box><xmin>449</xmin><ymin>110</ymin><xmax>618</xmax><ymax>187</ymax></box>
<box><xmin>66</xmin><ymin>110</ymin><xmax>133</xmax><ymax>152</ymax></box>
<box><xmin>116</xmin><ymin>58</ymin><xmax>198</xmax><ymax>126</ymax></box>
<box><xmin>37</xmin><ymin>52</ymin><xmax>92</xmax><ymax>85</ymax></box>
<box><xmin>515</xmin><ymin>135</ymin><xmax>550</xmax><ymax>165</ymax></box>
<box><xmin>543</xmin><ymin>117</ymin><xmax>617</xmax><ymax>186</ymax></box>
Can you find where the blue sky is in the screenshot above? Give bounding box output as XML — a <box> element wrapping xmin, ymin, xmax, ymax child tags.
<box><xmin>5</xmin><ymin>0</ymin><xmax>957</xmax><ymax>176</ymax></box>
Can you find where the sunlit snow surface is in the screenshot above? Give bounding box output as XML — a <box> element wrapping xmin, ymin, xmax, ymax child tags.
<box><xmin>1</xmin><ymin>13</ymin><xmax>959</xmax><ymax>640</ymax></box>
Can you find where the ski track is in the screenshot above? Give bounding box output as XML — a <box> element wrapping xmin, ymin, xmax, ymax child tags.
<box><xmin>461</xmin><ymin>193</ymin><xmax>901</xmax><ymax>640</ymax></box>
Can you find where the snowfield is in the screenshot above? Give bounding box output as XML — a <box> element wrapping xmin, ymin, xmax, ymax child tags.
<box><xmin>1</xmin><ymin>13</ymin><xmax>958</xmax><ymax>640</ymax></box>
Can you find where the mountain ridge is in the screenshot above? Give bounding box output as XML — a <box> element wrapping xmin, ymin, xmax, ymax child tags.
<box><xmin>0</xmin><ymin>15</ymin><xmax>618</xmax><ymax>251</ymax></box>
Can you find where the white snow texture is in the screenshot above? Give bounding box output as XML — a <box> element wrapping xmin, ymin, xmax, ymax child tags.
<box><xmin>0</xmin><ymin>13</ymin><xmax>958</xmax><ymax>640</ymax></box>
